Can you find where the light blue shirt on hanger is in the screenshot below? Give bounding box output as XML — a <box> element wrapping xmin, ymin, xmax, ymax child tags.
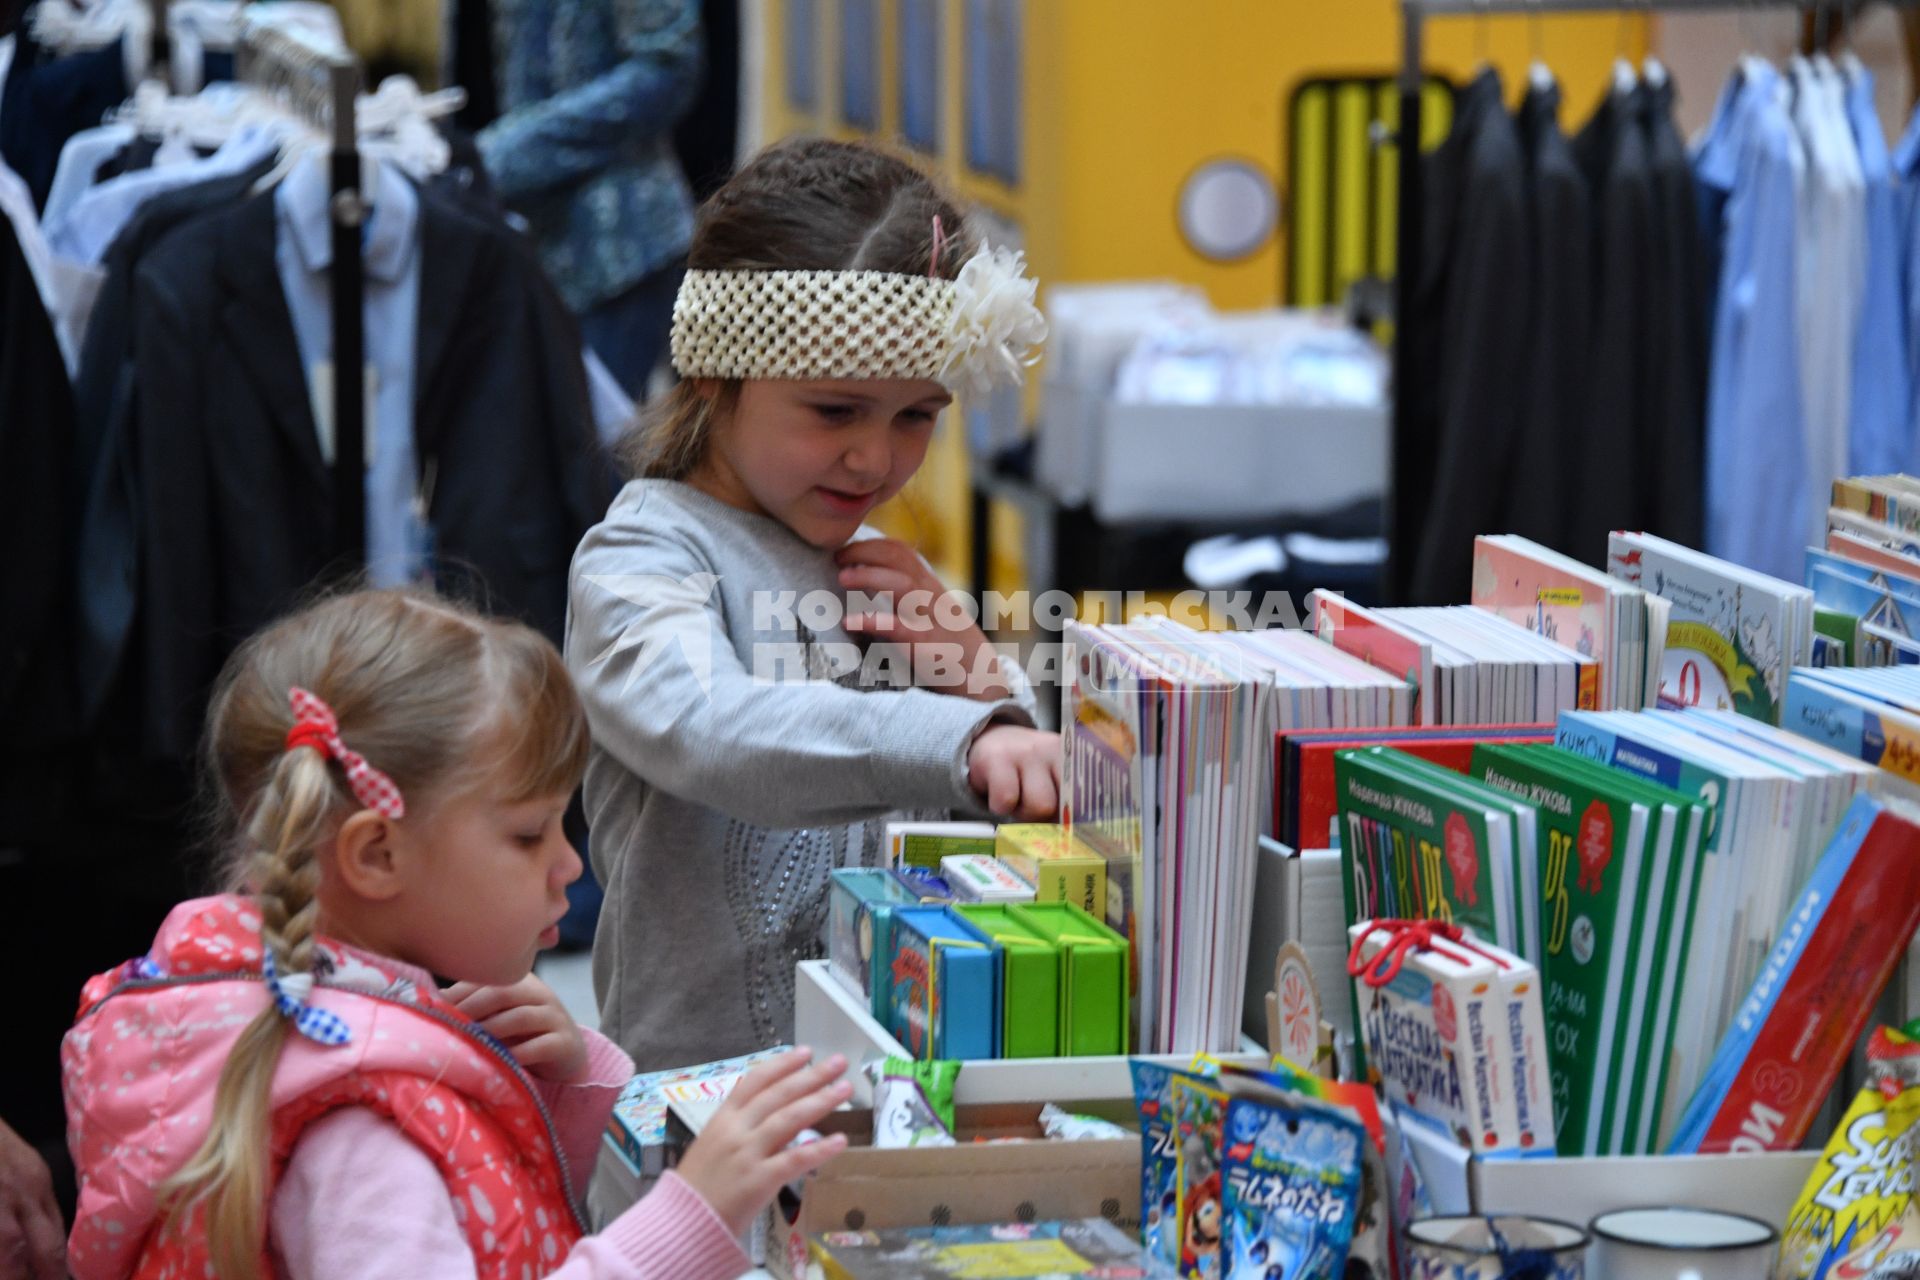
<box><xmin>1895</xmin><ymin>102</ymin><xmax>1920</xmax><ymax>470</ymax></box>
<box><xmin>274</xmin><ymin>153</ymin><xmax>427</xmax><ymax>589</ymax></box>
<box><xmin>44</xmin><ymin>105</ymin><xmax>284</xmax><ymax>265</ymax></box>
<box><xmin>1694</xmin><ymin>60</ymin><xmax>1810</xmax><ymax>583</ymax></box>
<box><xmin>1845</xmin><ymin>66</ymin><xmax>1912</xmax><ymax>478</ymax></box>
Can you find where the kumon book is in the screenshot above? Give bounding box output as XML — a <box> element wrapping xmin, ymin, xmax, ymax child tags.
<box><xmin>1609</xmin><ymin>532</ymin><xmax>1813</xmax><ymax>726</ymax></box>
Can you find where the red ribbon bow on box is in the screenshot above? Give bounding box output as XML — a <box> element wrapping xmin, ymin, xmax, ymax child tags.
<box><xmin>1346</xmin><ymin>918</ymin><xmax>1511</xmax><ymax>989</ymax></box>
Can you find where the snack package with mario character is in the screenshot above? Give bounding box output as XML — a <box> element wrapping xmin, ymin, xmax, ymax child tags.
<box><xmin>1133</xmin><ymin>1060</ymin><xmax>1220</xmax><ymax>1270</ymax></box>
<box><xmin>1172</xmin><ymin>1073</ymin><xmax>1231</xmax><ymax>1279</ymax></box>
<box><xmin>1777</xmin><ymin>1022</ymin><xmax>1920</xmax><ymax>1280</ymax></box>
<box><xmin>1220</xmin><ymin>1092</ymin><xmax>1365</xmax><ymax>1280</ymax></box>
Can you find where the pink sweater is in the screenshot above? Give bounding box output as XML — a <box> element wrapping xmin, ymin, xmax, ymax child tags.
<box><xmin>269</xmin><ymin>1006</ymin><xmax>749</xmax><ymax>1280</ymax></box>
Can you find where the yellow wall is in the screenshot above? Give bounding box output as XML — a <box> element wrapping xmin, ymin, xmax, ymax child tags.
<box><xmin>758</xmin><ymin>1</ymin><xmax>1650</xmax><ymax>590</ymax></box>
<box><xmin>765</xmin><ymin>1</ymin><xmax>1648</xmax><ymax>310</ymax></box>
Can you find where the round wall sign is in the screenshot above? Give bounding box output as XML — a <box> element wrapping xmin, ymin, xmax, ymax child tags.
<box><xmin>1177</xmin><ymin>158</ymin><xmax>1278</xmax><ymax>261</ymax></box>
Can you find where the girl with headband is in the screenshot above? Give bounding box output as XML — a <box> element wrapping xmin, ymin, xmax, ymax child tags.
<box><xmin>565</xmin><ymin>138</ymin><xmax>1058</xmax><ymax>1085</ymax></box>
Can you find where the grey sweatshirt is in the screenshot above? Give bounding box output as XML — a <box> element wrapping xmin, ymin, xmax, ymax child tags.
<box><xmin>565</xmin><ymin>479</ymin><xmax>1036</xmax><ymax>1072</ymax></box>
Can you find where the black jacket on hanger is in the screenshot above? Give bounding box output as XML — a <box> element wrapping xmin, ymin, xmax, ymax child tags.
<box><xmin>0</xmin><ymin>216</ymin><xmax>75</xmax><ymax>733</ymax></box>
<box><xmin>1407</xmin><ymin>70</ymin><xmax>1531</xmax><ymax>604</ymax></box>
<box><xmin>1638</xmin><ymin>77</ymin><xmax>1707</xmax><ymax>549</ymax></box>
<box><xmin>0</xmin><ymin>214</ymin><xmax>83</xmax><ymax>850</ymax></box>
<box><xmin>1570</xmin><ymin>86</ymin><xmax>1656</xmax><ymax>564</ymax></box>
<box><xmin>112</xmin><ymin>184</ymin><xmax>609</xmax><ymax>765</ymax></box>
<box><xmin>68</xmin><ymin>160</ymin><xmax>281</xmax><ymax>731</ymax></box>
<box><xmin>0</xmin><ymin>22</ymin><xmax>128</xmax><ymax>209</ymax></box>
<box><xmin>1509</xmin><ymin>78</ymin><xmax>1592</xmax><ymax>558</ymax></box>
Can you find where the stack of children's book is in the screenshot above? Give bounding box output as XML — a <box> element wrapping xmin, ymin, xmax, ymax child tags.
<box><xmin>1804</xmin><ymin>474</ymin><xmax>1920</xmax><ymax>665</ymax></box>
<box><xmin>1332</xmin><ymin>706</ymin><xmax>1884</xmax><ymax>1157</ymax></box>
<box><xmin>1061</xmin><ymin>618</ymin><xmax>1271</xmax><ymax>1056</ymax></box>
<box><xmin>1554</xmin><ymin>710</ymin><xmax>1878</xmax><ymax>1150</ymax></box>
<box><xmin>1308</xmin><ymin>592</ymin><xmax>1599</xmax><ymax>726</ymax></box>
<box><xmin>1273</xmin><ymin>723</ymin><xmax>1554</xmax><ymax>851</ymax></box>
<box><xmin>1609</xmin><ymin>532</ymin><xmax>1815</xmax><ymax>725</ymax></box>
<box><xmin>1472</xmin><ymin>534</ymin><xmax>1669</xmax><ymax>711</ymax></box>
<box><xmin>1784</xmin><ymin>664</ymin><xmax>1920</xmax><ymax>789</ymax></box>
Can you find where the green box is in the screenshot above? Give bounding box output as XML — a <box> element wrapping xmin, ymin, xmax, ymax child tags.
<box><xmin>953</xmin><ymin>905</ymin><xmax>1061</xmax><ymax>1059</ymax></box>
<box><xmin>1009</xmin><ymin>902</ymin><xmax>1130</xmax><ymax>1057</ymax></box>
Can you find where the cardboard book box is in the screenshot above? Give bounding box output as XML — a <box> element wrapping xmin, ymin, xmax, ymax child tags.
<box><xmin>884</xmin><ymin>907</ymin><xmax>1003</xmax><ymax>1060</ymax></box>
<box><xmin>759</xmin><ymin>1102</ymin><xmax>1143</xmax><ymax>1280</ymax></box>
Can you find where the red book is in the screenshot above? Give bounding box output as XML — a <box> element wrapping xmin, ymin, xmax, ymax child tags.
<box><xmin>1669</xmin><ymin>795</ymin><xmax>1920</xmax><ymax>1154</ymax></box>
<box><xmin>1276</xmin><ymin>724</ymin><xmax>1554</xmax><ymax>849</ymax></box>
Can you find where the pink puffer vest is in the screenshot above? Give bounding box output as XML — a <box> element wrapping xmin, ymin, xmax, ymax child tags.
<box><xmin>63</xmin><ymin>896</ymin><xmax>587</xmax><ymax>1278</ymax></box>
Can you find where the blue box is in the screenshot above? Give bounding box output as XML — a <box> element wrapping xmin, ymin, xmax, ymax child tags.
<box><xmin>883</xmin><ymin>906</ymin><xmax>1002</xmax><ymax>1060</ymax></box>
<box><xmin>827</xmin><ymin>869</ymin><xmax>922</xmax><ymax>1016</ymax></box>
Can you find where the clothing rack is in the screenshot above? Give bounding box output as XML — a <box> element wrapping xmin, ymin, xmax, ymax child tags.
<box><xmin>1388</xmin><ymin>0</ymin><xmax>1917</xmax><ymax>600</ymax></box>
<box><xmin>235</xmin><ymin>24</ymin><xmax>366</xmax><ymax>568</ymax></box>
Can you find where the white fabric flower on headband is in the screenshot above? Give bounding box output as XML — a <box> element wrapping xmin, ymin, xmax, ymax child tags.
<box><xmin>941</xmin><ymin>245</ymin><xmax>1049</xmax><ymax>400</ymax></box>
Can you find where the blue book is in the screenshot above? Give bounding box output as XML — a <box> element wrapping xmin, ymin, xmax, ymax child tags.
<box><xmin>884</xmin><ymin>906</ymin><xmax>1002</xmax><ymax>1060</ymax></box>
<box><xmin>1782</xmin><ymin>672</ymin><xmax>1920</xmax><ymax>784</ymax></box>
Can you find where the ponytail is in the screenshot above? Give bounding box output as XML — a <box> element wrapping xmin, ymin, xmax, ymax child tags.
<box><xmin>158</xmin><ymin>747</ymin><xmax>334</xmax><ymax>1280</ymax></box>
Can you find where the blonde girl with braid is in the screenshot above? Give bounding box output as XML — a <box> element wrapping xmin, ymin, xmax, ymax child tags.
<box><xmin>61</xmin><ymin>590</ymin><xmax>851</xmax><ymax>1280</ymax></box>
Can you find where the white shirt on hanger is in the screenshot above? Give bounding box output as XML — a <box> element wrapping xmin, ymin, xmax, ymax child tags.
<box><xmin>1790</xmin><ymin>55</ymin><xmax>1865</xmax><ymax>548</ymax></box>
<box><xmin>41</xmin><ymin>121</ymin><xmax>137</xmax><ymax>232</ymax></box>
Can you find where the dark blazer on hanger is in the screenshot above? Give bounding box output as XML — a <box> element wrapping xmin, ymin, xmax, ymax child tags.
<box><xmin>0</xmin><ymin>215</ymin><xmax>75</xmax><ymax>732</ymax></box>
<box><xmin>67</xmin><ymin>161</ymin><xmax>280</xmax><ymax>732</ymax></box>
<box><xmin>0</xmin><ymin>23</ymin><xmax>128</xmax><ymax>209</ymax></box>
<box><xmin>116</xmin><ymin>183</ymin><xmax>609</xmax><ymax>765</ymax></box>
<box><xmin>1407</xmin><ymin>69</ymin><xmax>1532</xmax><ymax>604</ymax></box>
<box><xmin>1509</xmin><ymin>78</ymin><xmax>1592</xmax><ymax>558</ymax></box>
<box><xmin>1638</xmin><ymin>77</ymin><xmax>1708</xmax><ymax>549</ymax></box>
<box><xmin>1570</xmin><ymin>84</ymin><xmax>1657</xmax><ymax>564</ymax></box>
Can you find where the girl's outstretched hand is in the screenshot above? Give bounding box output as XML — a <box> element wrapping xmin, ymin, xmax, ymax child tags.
<box><xmin>967</xmin><ymin>725</ymin><xmax>1062</xmax><ymax>820</ymax></box>
<box><xmin>444</xmin><ymin>976</ymin><xmax>590</xmax><ymax>1084</ymax></box>
<box><xmin>675</xmin><ymin>1049</ymin><xmax>852</xmax><ymax>1238</ymax></box>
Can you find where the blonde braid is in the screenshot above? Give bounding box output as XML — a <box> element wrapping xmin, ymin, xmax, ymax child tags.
<box><xmin>146</xmin><ymin>585</ymin><xmax>591</xmax><ymax>1278</ymax></box>
<box><xmin>161</xmin><ymin>747</ymin><xmax>339</xmax><ymax>1280</ymax></box>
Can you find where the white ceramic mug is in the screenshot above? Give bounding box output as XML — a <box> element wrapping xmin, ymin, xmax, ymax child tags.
<box><xmin>1405</xmin><ymin>1215</ymin><xmax>1588</xmax><ymax>1279</ymax></box>
<box><xmin>1588</xmin><ymin>1207</ymin><xmax>1778</xmax><ymax>1279</ymax></box>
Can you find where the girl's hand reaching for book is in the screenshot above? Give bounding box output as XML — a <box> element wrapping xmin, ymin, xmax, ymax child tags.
<box><xmin>968</xmin><ymin>725</ymin><xmax>1062</xmax><ymax>820</ymax></box>
<box><xmin>676</xmin><ymin>1049</ymin><xmax>852</xmax><ymax>1237</ymax></box>
<box><xmin>837</xmin><ymin>538</ymin><xmax>1010</xmax><ymax>701</ymax></box>
<box><xmin>444</xmin><ymin>975</ymin><xmax>589</xmax><ymax>1084</ymax></box>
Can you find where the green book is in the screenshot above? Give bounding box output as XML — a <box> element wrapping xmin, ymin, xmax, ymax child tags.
<box><xmin>1813</xmin><ymin>606</ymin><xmax>1861</xmax><ymax>666</ymax></box>
<box><xmin>1333</xmin><ymin>747</ymin><xmax>1516</xmax><ymax>946</ymax></box>
<box><xmin>1008</xmin><ymin>903</ymin><xmax>1129</xmax><ymax>1056</ymax></box>
<box><xmin>1370</xmin><ymin>751</ymin><xmax>1541</xmax><ymax>964</ymax></box>
<box><xmin>1468</xmin><ymin>744</ymin><xmax>1657</xmax><ymax>1156</ymax></box>
<box><xmin>1514</xmin><ymin>746</ymin><xmax>1707</xmax><ymax>1156</ymax></box>
<box><xmin>952</xmin><ymin>905</ymin><xmax>1061</xmax><ymax>1059</ymax></box>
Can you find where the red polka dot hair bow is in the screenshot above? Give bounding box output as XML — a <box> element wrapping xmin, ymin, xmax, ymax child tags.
<box><xmin>285</xmin><ymin>687</ymin><xmax>407</xmax><ymax>819</ymax></box>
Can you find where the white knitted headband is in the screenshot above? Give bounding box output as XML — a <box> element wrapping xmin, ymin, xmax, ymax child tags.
<box><xmin>668</xmin><ymin>244</ymin><xmax>1048</xmax><ymax>399</ymax></box>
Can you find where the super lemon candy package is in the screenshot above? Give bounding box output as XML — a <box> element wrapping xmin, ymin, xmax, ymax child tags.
<box><xmin>1776</xmin><ymin>1023</ymin><xmax>1920</xmax><ymax>1278</ymax></box>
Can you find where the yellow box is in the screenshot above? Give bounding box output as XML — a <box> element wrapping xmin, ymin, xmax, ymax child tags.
<box><xmin>995</xmin><ymin>824</ymin><xmax>1105</xmax><ymax>921</ymax></box>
